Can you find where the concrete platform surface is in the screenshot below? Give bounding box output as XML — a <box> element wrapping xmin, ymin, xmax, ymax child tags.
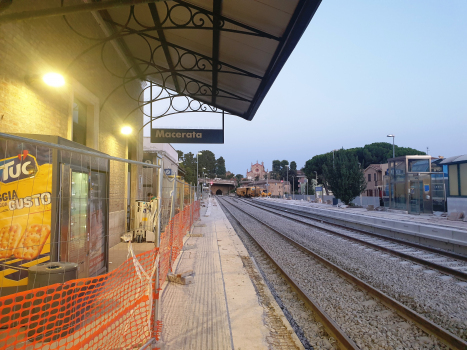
<box><xmin>160</xmin><ymin>198</ymin><xmax>303</xmax><ymax>350</ymax></box>
<box><xmin>263</xmin><ymin>198</ymin><xmax>467</xmax><ymax>231</ymax></box>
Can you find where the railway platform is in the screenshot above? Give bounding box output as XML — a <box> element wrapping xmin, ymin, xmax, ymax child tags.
<box><xmin>258</xmin><ymin>198</ymin><xmax>467</xmax><ymax>255</ymax></box>
<box><xmin>156</xmin><ymin>198</ymin><xmax>303</xmax><ymax>350</ymax></box>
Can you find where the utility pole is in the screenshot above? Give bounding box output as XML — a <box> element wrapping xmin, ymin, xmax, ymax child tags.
<box><xmin>292</xmin><ymin>175</ymin><xmax>295</xmax><ymax>200</ymax></box>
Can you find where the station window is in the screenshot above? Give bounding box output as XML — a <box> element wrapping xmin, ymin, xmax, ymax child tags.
<box><xmin>368</xmin><ymin>174</ymin><xmax>371</xmax><ymax>182</ymax></box>
<box><xmin>73</xmin><ymin>98</ymin><xmax>87</xmax><ymax>145</ymax></box>
<box><xmin>374</xmin><ymin>173</ymin><xmax>376</xmax><ymax>181</ymax></box>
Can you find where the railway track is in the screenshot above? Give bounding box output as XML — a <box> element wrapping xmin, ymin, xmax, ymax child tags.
<box><xmin>218</xmin><ymin>196</ymin><xmax>467</xmax><ymax>350</ymax></box>
<box><xmin>244</xmin><ymin>199</ymin><xmax>467</xmax><ymax>283</ymax></box>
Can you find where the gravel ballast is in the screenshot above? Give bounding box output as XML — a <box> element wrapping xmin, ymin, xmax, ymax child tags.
<box><xmin>244</xmin><ymin>198</ymin><xmax>467</xmax><ymax>341</ymax></box>
<box><xmin>221</xmin><ymin>198</ymin><xmax>446</xmax><ymax>350</ymax></box>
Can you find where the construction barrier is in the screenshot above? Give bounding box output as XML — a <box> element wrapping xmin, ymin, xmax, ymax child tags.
<box><xmin>0</xmin><ymin>202</ymin><xmax>200</xmax><ymax>350</ymax></box>
<box><xmin>158</xmin><ymin>202</ymin><xmax>199</xmax><ymax>288</ymax></box>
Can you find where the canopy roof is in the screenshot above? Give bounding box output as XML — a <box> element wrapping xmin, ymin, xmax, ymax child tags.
<box><xmin>112</xmin><ymin>0</ymin><xmax>321</xmax><ymax>120</ymax></box>
<box><xmin>1</xmin><ymin>0</ymin><xmax>321</xmax><ymax>121</ymax></box>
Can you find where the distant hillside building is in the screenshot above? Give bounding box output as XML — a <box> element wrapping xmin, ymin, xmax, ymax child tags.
<box><xmin>246</xmin><ymin>161</ymin><xmax>267</xmax><ymax>180</ymax></box>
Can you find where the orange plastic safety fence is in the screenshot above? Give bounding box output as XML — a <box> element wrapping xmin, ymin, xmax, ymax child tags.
<box><xmin>158</xmin><ymin>220</ymin><xmax>172</xmax><ymax>288</ymax></box>
<box><xmin>158</xmin><ymin>201</ymin><xmax>200</xmax><ymax>288</ymax></box>
<box><xmin>193</xmin><ymin>201</ymin><xmax>200</xmax><ymax>222</ymax></box>
<box><xmin>0</xmin><ymin>248</ymin><xmax>159</xmax><ymax>350</ymax></box>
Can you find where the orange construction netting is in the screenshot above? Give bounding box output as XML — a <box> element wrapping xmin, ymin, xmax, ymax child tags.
<box><xmin>0</xmin><ymin>201</ymin><xmax>200</xmax><ymax>350</ymax></box>
<box><xmin>0</xmin><ymin>247</ymin><xmax>159</xmax><ymax>350</ymax></box>
<box><xmin>158</xmin><ymin>202</ymin><xmax>199</xmax><ymax>287</ymax></box>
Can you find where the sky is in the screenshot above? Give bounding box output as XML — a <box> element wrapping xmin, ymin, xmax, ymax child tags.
<box><xmin>144</xmin><ymin>0</ymin><xmax>467</xmax><ymax>176</ymax></box>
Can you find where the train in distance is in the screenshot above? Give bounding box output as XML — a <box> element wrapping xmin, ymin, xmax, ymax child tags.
<box><xmin>236</xmin><ymin>186</ymin><xmax>271</xmax><ymax>198</ymax></box>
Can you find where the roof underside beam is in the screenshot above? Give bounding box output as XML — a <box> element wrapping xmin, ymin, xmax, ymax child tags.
<box><xmin>171</xmin><ymin>0</ymin><xmax>279</xmax><ymax>40</ymax></box>
<box><xmin>148</xmin><ymin>2</ymin><xmax>181</xmax><ymax>93</ymax></box>
<box><xmin>211</xmin><ymin>0</ymin><xmax>222</xmax><ymax>105</ymax></box>
<box><xmin>0</xmin><ymin>0</ymin><xmax>166</xmax><ymax>24</ymax></box>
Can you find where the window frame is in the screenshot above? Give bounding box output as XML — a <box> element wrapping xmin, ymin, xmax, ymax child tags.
<box><xmin>69</xmin><ymin>81</ymin><xmax>100</xmax><ymax>150</ymax></box>
<box><xmin>447</xmin><ymin>162</ymin><xmax>467</xmax><ymax>197</ymax></box>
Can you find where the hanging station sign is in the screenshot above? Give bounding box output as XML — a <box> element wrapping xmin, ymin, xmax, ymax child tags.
<box><xmin>151</xmin><ymin>128</ymin><xmax>224</xmax><ymax>144</ymax></box>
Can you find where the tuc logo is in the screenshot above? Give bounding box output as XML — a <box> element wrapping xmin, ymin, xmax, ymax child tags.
<box><xmin>0</xmin><ymin>150</ymin><xmax>39</xmax><ymax>184</ymax></box>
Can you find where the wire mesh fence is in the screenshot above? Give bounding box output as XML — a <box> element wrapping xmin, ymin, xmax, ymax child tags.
<box><xmin>0</xmin><ymin>133</ymin><xmax>199</xmax><ymax>349</ymax></box>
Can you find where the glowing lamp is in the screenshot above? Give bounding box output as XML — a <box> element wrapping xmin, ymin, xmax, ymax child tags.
<box><xmin>42</xmin><ymin>73</ymin><xmax>65</xmax><ymax>87</ymax></box>
<box><xmin>121</xmin><ymin>126</ymin><xmax>133</xmax><ymax>135</ymax></box>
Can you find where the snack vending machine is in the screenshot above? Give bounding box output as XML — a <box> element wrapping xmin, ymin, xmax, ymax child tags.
<box><xmin>0</xmin><ymin>135</ymin><xmax>109</xmax><ymax>295</ymax></box>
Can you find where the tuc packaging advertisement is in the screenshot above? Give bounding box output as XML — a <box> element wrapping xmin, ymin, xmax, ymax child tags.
<box><xmin>0</xmin><ymin>144</ymin><xmax>52</xmax><ymax>288</ymax></box>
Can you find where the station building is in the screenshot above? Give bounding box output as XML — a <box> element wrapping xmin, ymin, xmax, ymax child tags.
<box><xmin>0</xmin><ymin>6</ymin><xmax>146</xmax><ymax>255</ymax></box>
<box><xmin>383</xmin><ymin>155</ymin><xmax>447</xmax><ymax>214</ymax></box>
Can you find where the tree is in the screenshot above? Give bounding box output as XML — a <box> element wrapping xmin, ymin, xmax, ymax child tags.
<box><xmin>215</xmin><ymin>156</ymin><xmax>226</xmax><ymax>177</ymax></box>
<box><xmin>176</xmin><ymin>150</ymin><xmax>184</xmax><ymax>161</ymax></box>
<box><xmin>272</xmin><ymin>160</ymin><xmax>281</xmax><ymax>180</ymax></box>
<box><xmin>322</xmin><ymin>149</ymin><xmax>366</xmax><ymax>205</ymax></box>
<box><xmin>303</xmin><ymin>153</ymin><xmax>331</xmax><ymax>194</ymax></box>
<box><xmin>303</xmin><ymin>142</ymin><xmax>425</xmax><ymax>194</ymax></box>
<box><xmin>290</xmin><ymin>161</ymin><xmax>297</xmax><ymax>171</ymax></box>
<box><xmin>177</xmin><ymin>151</ymin><xmax>197</xmax><ymax>185</ymax></box>
<box><xmin>235</xmin><ymin>174</ymin><xmax>243</xmax><ymax>185</ymax></box>
<box><xmin>198</xmin><ymin>150</ymin><xmax>216</xmax><ymax>177</ymax></box>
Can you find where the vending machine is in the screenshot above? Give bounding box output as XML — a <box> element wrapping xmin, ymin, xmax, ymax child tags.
<box><xmin>0</xmin><ymin>134</ymin><xmax>109</xmax><ymax>295</ymax></box>
<box><xmin>132</xmin><ymin>199</ymin><xmax>158</xmax><ymax>243</ymax></box>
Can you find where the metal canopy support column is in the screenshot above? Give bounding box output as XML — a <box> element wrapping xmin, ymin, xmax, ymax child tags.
<box><xmin>153</xmin><ymin>154</ymin><xmax>163</xmax><ymax>342</ymax></box>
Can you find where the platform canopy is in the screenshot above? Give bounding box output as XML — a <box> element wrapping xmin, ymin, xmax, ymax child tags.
<box><xmin>1</xmin><ymin>0</ymin><xmax>321</xmax><ymax>121</ymax></box>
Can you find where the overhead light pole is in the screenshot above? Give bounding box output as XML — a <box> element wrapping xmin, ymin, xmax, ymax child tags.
<box><xmin>285</xmin><ymin>165</ymin><xmax>289</xmax><ymax>197</ymax></box>
<box><xmin>197</xmin><ymin>152</ymin><xmax>202</xmax><ymax>198</ymax></box>
<box><xmin>387</xmin><ymin>134</ymin><xmax>395</xmax><ymax>158</ymax></box>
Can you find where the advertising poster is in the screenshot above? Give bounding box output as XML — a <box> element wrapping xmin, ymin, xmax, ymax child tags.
<box><xmin>0</xmin><ymin>141</ymin><xmax>52</xmax><ymax>289</ymax></box>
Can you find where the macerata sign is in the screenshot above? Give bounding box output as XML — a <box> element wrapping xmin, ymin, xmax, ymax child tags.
<box><xmin>151</xmin><ymin>128</ymin><xmax>224</xmax><ymax>144</ymax></box>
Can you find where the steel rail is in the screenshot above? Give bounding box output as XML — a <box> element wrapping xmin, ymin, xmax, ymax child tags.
<box><xmin>224</xmin><ymin>197</ymin><xmax>467</xmax><ymax>350</ymax></box>
<box><xmin>254</xmin><ymin>200</ymin><xmax>467</xmax><ymax>261</ymax></box>
<box><xmin>241</xmin><ymin>199</ymin><xmax>467</xmax><ymax>282</ymax></box>
<box><xmin>217</xmin><ymin>197</ymin><xmax>359</xmax><ymax>350</ymax></box>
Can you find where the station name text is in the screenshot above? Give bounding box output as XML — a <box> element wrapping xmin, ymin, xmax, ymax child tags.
<box><xmin>154</xmin><ymin>130</ymin><xmax>203</xmax><ymax>139</ymax></box>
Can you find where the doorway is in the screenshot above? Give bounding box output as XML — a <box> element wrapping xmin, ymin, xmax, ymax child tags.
<box><xmin>409</xmin><ymin>179</ymin><xmax>423</xmax><ymax>215</ymax></box>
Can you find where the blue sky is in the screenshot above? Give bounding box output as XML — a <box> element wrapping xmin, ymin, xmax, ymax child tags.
<box><xmin>145</xmin><ymin>0</ymin><xmax>467</xmax><ymax>175</ymax></box>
